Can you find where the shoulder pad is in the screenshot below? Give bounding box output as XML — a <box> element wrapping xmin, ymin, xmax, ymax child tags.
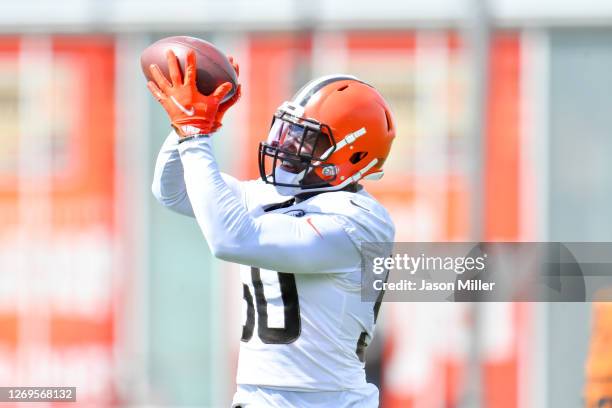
<box><xmin>301</xmin><ymin>190</ymin><xmax>395</xmax><ymax>246</ymax></box>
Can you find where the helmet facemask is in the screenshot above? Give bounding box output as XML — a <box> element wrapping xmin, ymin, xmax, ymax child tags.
<box><xmin>258</xmin><ymin>108</ymin><xmax>338</xmax><ymax>195</ymax></box>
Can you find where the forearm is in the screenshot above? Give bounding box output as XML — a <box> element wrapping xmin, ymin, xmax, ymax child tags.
<box><xmin>152</xmin><ymin>132</ymin><xmax>195</xmax><ymax>216</ymax></box>
<box><xmin>178</xmin><ymin>136</ymin><xmax>257</xmax><ymax>254</ymax></box>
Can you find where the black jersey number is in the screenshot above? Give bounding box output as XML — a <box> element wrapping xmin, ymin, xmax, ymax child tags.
<box><xmin>241</xmin><ymin>267</ymin><xmax>301</xmax><ymax>344</ymax></box>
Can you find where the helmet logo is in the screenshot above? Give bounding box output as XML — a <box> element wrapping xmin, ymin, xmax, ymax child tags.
<box><xmin>321</xmin><ymin>166</ymin><xmax>336</xmax><ymax>178</ymax></box>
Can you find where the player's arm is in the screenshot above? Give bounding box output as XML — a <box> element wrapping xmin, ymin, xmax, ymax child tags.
<box><xmin>152</xmin><ymin>131</ymin><xmax>244</xmax><ymax>217</ymax></box>
<box><xmin>145</xmin><ymin>50</ymin><xmax>358</xmax><ymax>272</ymax></box>
<box><xmin>179</xmin><ymin>137</ymin><xmax>360</xmax><ymax>274</ymax></box>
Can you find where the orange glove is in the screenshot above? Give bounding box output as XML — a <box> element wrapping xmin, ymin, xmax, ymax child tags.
<box><xmin>147</xmin><ymin>49</ymin><xmax>233</xmax><ymax>137</ymax></box>
<box><xmin>211</xmin><ymin>56</ymin><xmax>242</xmax><ymax>133</ymax></box>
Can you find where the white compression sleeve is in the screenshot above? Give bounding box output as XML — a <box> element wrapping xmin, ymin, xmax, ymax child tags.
<box><xmin>177</xmin><ymin>136</ymin><xmax>360</xmax><ymax>274</ymax></box>
<box><xmin>152</xmin><ymin>131</ymin><xmax>244</xmax><ymax>217</ymax></box>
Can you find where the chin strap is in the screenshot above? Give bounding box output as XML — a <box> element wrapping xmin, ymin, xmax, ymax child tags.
<box><xmin>340</xmin><ymin>158</ymin><xmax>379</xmax><ymax>185</ymax></box>
<box><xmin>363</xmin><ymin>171</ymin><xmax>384</xmax><ymax>181</ymax></box>
<box><xmin>287</xmin><ymin>158</ymin><xmax>379</xmax><ymax>195</ymax></box>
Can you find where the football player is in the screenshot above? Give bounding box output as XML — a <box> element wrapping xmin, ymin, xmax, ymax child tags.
<box><xmin>585</xmin><ymin>300</ymin><xmax>612</xmax><ymax>408</ymax></box>
<box><xmin>147</xmin><ymin>49</ymin><xmax>396</xmax><ymax>407</ymax></box>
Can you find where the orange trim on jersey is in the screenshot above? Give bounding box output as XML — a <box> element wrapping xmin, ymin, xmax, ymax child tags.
<box><xmin>306</xmin><ymin>217</ymin><xmax>323</xmax><ymax>238</ymax></box>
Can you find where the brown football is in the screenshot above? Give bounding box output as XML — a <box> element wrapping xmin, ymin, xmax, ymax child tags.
<box><xmin>141</xmin><ymin>36</ymin><xmax>237</xmax><ymax>102</ymax></box>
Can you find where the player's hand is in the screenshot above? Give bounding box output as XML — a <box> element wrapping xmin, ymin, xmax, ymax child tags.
<box><xmin>147</xmin><ymin>49</ymin><xmax>232</xmax><ymax>137</ymax></box>
<box><xmin>211</xmin><ymin>56</ymin><xmax>242</xmax><ymax>132</ymax></box>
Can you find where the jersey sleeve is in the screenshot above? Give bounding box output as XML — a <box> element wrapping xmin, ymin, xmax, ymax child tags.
<box><xmin>177</xmin><ymin>136</ymin><xmax>361</xmax><ymax>274</ymax></box>
<box><xmin>151</xmin><ymin>131</ymin><xmax>245</xmax><ymax>217</ymax></box>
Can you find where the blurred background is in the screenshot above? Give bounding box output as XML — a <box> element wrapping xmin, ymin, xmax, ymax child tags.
<box><xmin>1</xmin><ymin>0</ymin><xmax>612</xmax><ymax>407</ymax></box>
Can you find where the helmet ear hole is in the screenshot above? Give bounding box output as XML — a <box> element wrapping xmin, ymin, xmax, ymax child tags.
<box><xmin>349</xmin><ymin>152</ymin><xmax>368</xmax><ymax>164</ymax></box>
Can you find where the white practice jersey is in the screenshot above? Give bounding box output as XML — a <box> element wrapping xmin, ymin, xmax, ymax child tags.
<box><xmin>236</xmin><ymin>180</ymin><xmax>393</xmax><ymax>391</ymax></box>
<box><xmin>152</xmin><ymin>132</ymin><xmax>395</xmax><ymax>395</ymax></box>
